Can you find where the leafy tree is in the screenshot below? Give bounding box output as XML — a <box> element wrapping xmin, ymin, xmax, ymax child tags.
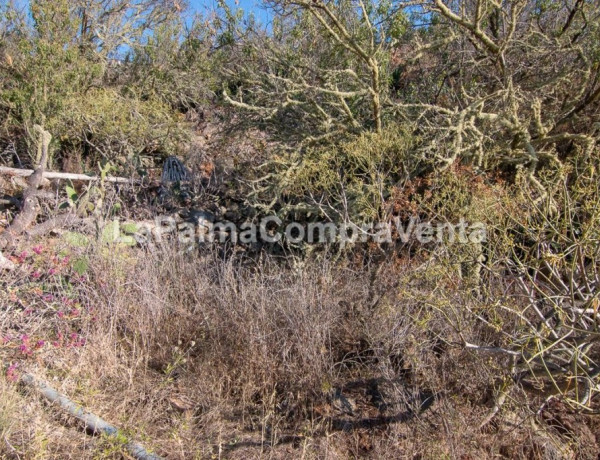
<box><xmin>219</xmin><ymin>0</ymin><xmax>409</xmax><ymax>144</ymax></box>
<box><xmin>390</xmin><ymin>0</ymin><xmax>600</xmax><ymax>184</ymax></box>
<box><xmin>0</xmin><ymin>0</ymin><xmax>212</xmax><ymax>171</ymax></box>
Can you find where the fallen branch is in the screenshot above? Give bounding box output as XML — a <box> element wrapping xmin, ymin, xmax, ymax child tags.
<box><xmin>0</xmin><ymin>196</ymin><xmax>20</xmax><ymax>208</ymax></box>
<box><xmin>20</xmin><ymin>372</ymin><xmax>162</xmax><ymax>460</ymax></box>
<box><xmin>25</xmin><ymin>213</ymin><xmax>92</xmax><ymax>239</ymax></box>
<box><xmin>0</xmin><ymin>166</ymin><xmax>132</xmax><ymax>184</ymax></box>
<box><xmin>479</xmin><ymin>384</ymin><xmax>510</xmax><ymax>430</ymax></box>
<box><xmin>464</xmin><ymin>341</ymin><xmax>521</xmax><ymax>357</ymax></box>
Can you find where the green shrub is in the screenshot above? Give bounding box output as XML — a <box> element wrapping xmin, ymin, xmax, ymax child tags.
<box><xmin>58</xmin><ymin>88</ymin><xmax>187</xmax><ymax>170</ymax></box>
<box><xmin>252</xmin><ymin>125</ymin><xmax>418</xmax><ymax>223</ymax></box>
<box><xmin>0</xmin><ymin>1</ymin><xmax>209</xmax><ymax>172</ymax></box>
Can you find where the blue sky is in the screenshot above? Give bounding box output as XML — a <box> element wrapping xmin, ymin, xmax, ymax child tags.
<box><xmin>188</xmin><ymin>0</ymin><xmax>273</xmax><ymax>26</ymax></box>
<box><xmin>8</xmin><ymin>0</ymin><xmax>273</xmax><ymax>28</ymax></box>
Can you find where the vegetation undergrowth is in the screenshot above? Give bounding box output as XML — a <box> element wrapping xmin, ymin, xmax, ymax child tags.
<box><xmin>1</xmin><ymin>0</ymin><xmax>600</xmax><ymax>458</ymax></box>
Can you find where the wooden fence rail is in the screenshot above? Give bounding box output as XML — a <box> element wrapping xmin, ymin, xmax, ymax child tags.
<box><xmin>0</xmin><ymin>166</ymin><xmax>131</xmax><ymax>184</ymax></box>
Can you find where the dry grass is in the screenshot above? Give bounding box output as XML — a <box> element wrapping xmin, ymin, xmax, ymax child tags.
<box><xmin>1</xmin><ymin>238</ymin><xmax>599</xmax><ymax>459</ymax></box>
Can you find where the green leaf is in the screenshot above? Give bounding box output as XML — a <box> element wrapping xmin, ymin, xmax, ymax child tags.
<box><xmin>65</xmin><ymin>184</ymin><xmax>78</xmax><ymax>202</ymax></box>
<box><xmin>72</xmin><ymin>257</ymin><xmax>89</xmax><ymax>275</ymax></box>
<box><xmin>117</xmin><ymin>235</ymin><xmax>137</xmax><ymax>246</ymax></box>
<box><xmin>120</xmin><ymin>223</ymin><xmax>139</xmax><ymax>234</ymax></box>
<box><xmin>101</xmin><ymin>220</ymin><xmax>120</xmax><ymax>243</ymax></box>
<box><xmin>62</xmin><ymin>231</ymin><xmax>90</xmax><ymax>247</ymax></box>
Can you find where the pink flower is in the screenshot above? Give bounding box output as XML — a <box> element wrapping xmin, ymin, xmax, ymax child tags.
<box><xmin>19</xmin><ymin>345</ymin><xmax>32</xmax><ymax>356</ymax></box>
<box><xmin>32</xmin><ymin>245</ymin><xmax>43</xmax><ymax>255</ymax></box>
<box><xmin>31</xmin><ymin>271</ymin><xmax>41</xmax><ymax>279</ymax></box>
<box><xmin>48</xmin><ymin>268</ymin><xmax>57</xmax><ymax>276</ymax></box>
<box><xmin>6</xmin><ymin>363</ymin><xmax>19</xmax><ymax>382</ymax></box>
<box><xmin>36</xmin><ymin>340</ymin><xmax>45</xmax><ymax>348</ymax></box>
<box><xmin>42</xmin><ymin>294</ymin><xmax>54</xmax><ymax>302</ymax></box>
<box><xmin>65</xmin><ymin>333</ymin><xmax>86</xmax><ymax>348</ymax></box>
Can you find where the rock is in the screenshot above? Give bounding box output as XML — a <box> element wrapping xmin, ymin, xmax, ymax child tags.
<box><xmin>168</xmin><ymin>395</ymin><xmax>195</xmax><ymax>413</ymax></box>
<box><xmin>0</xmin><ymin>250</ymin><xmax>15</xmax><ymax>270</ymax></box>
